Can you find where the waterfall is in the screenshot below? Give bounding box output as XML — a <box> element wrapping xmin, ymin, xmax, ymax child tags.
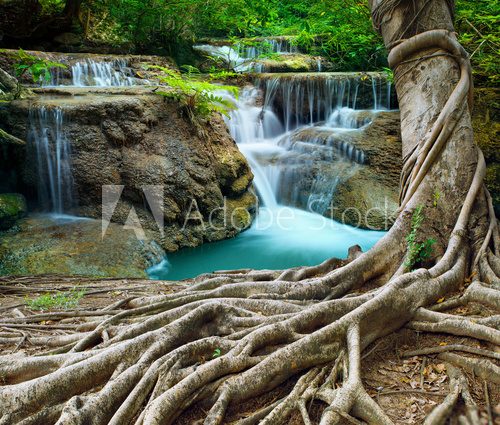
<box><xmin>236</xmin><ymin>38</ymin><xmax>298</xmax><ymax>58</ymax></box>
<box><xmin>46</xmin><ymin>58</ymin><xmax>146</xmax><ymax>87</ymax></box>
<box><xmin>222</xmin><ymin>74</ymin><xmax>378</xmax><ymax>213</ymax></box>
<box><xmin>28</xmin><ymin>106</ymin><xmax>75</xmax><ymax>213</ymax></box>
<box><xmin>259</xmin><ymin>73</ymin><xmax>392</xmax><ymax>131</ymax></box>
<box><xmin>194</xmin><ymin>38</ymin><xmax>299</xmax><ymax>73</ymax></box>
<box><xmin>193</xmin><ymin>45</ymin><xmax>255</xmax><ymax>72</ymax></box>
<box><xmin>72</xmin><ymin>59</ymin><xmax>135</xmax><ymax>87</ymax></box>
<box><xmin>150</xmin><ymin>73</ymin><xmax>388</xmax><ymax>280</ymax></box>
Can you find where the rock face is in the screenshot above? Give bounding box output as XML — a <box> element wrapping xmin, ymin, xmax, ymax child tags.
<box><xmin>0</xmin><ymin>215</ymin><xmax>165</xmax><ymax>277</ymax></box>
<box><xmin>0</xmin><ymin>87</ymin><xmax>257</xmax><ymax>252</ymax></box>
<box><xmin>327</xmin><ymin>112</ymin><xmax>401</xmax><ymax>230</ymax></box>
<box><xmin>270</xmin><ymin>111</ymin><xmax>402</xmax><ymax>230</ymax></box>
<box><xmin>0</xmin><ymin>193</ymin><xmax>27</xmax><ymax>230</ymax></box>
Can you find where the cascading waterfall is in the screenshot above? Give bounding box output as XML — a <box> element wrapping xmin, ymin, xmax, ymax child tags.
<box><xmin>150</xmin><ymin>73</ymin><xmax>388</xmax><ymax>280</ymax></box>
<box><xmin>259</xmin><ymin>73</ymin><xmax>392</xmax><ymax>131</ymax></box>
<box><xmin>28</xmin><ymin>106</ymin><xmax>75</xmax><ymax>213</ymax></box>
<box><xmin>222</xmin><ymin>73</ymin><xmax>391</xmax><ymax>213</ymax></box>
<box><xmin>193</xmin><ymin>38</ymin><xmax>299</xmax><ymax>73</ymax></box>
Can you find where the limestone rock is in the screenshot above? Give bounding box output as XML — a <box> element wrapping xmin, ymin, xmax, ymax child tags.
<box><xmin>0</xmin><ymin>87</ymin><xmax>257</xmax><ymax>252</ymax></box>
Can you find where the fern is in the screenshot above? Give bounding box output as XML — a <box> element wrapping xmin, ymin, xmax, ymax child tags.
<box><xmin>151</xmin><ymin>66</ymin><xmax>238</xmax><ymax>122</ymax></box>
<box><xmin>404</xmin><ymin>205</ymin><xmax>436</xmax><ymax>271</ymax></box>
<box><xmin>14</xmin><ymin>49</ymin><xmax>67</xmax><ymax>85</ymax></box>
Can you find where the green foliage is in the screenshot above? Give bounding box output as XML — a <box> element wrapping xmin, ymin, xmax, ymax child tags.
<box><xmin>382</xmin><ymin>67</ymin><xmax>394</xmax><ymax>83</ymax></box>
<box><xmin>212</xmin><ymin>348</ymin><xmax>222</xmax><ymax>358</ymax></box>
<box><xmin>14</xmin><ymin>49</ymin><xmax>67</xmax><ymax>85</ymax></box>
<box><xmin>404</xmin><ymin>205</ymin><xmax>436</xmax><ymax>271</ymax></box>
<box><xmin>26</xmin><ymin>288</ymin><xmax>86</xmax><ymax>311</ymax></box>
<box><xmin>23</xmin><ymin>0</ymin><xmax>498</xmax><ymax>83</ymax></box>
<box><xmin>455</xmin><ymin>0</ymin><xmax>500</xmax><ymax>86</ymax></box>
<box><xmin>151</xmin><ymin>66</ymin><xmax>238</xmax><ymax>122</ymax></box>
<box><xmin>432</xmin><ymin>191</ymin><xmax>441</xmax><ymax>208</ymax></box>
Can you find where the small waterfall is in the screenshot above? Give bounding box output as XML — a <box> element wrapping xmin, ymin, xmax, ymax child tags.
<box><xmin>194</xmin><ymin>38</ymin><xmax>299</xmax><ymax>73</ymax></box>
<box><xmin>46</xmin><ymin>58</ymin><xmax>145</xmax><ymax>87</ymax></box>
<box><xmin>193</xmin><ymin>45</ymin><xmax>255</xmax><ymax>72</ymax></box>
<box><xmin>72</xmin><ymin>59</ymin><xmax>135</xmax><ymax>87</ymax></box>
<box><xmin>28</xmin><ymin>106</ymin><xmax>75</xmax><ymax>213</ymax></box>
<box><xmin>223</xmin><ymin>88</ymin><xmax>283</xmax><ymax>207</ymax></box>
<box><xmin>236</xmin><ymin>38</ymin><xmax>298</xmax><ymax>58</ymax></box>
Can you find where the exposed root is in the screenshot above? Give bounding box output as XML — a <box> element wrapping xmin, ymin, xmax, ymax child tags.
<box><xmin>424</xmin><ymin>364</ymin><xmax>480</xmax><ymax>425</ymax></box>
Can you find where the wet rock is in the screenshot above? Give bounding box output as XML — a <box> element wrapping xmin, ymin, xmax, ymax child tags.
<box><xmin>255</xmin><ymin>54</ymin><xmax>331</xmax><ymax>73</ymax></box>
<box><xmin>0</xmin><ymin>193</ymin><xmax>27</xmax><ymax>230</ymax></box>
<box><xmin>270</xmin><ymin>111</ymin><xmax>402</xmax><ymax>230</ymax></box>
<box><xmin>0</xmin><ymin>215</ymin><xmax>165</xmax><ymax>277</ymax></box>
<box><xmin>328</xmin><ymin>111</ymin><xmax>401</xmax><ymax>230</ymax></box>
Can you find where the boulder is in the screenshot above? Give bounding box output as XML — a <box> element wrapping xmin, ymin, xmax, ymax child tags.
<box><xmin>266</xmin><ymin>111</ymin><xmax>402</xmax><ymax>230</ymax></box>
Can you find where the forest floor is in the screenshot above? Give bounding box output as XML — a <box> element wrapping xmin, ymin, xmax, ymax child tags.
<box><xmin>0</xmin><ymin>276</ymin><xmax>498</xmax><ymax>424</ymax></box>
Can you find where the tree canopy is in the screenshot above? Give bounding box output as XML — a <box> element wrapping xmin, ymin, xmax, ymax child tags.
<box><xmin>21</xmin><ymin>0</ymin><xmax>496</xmax><ymax>81</ymax></box>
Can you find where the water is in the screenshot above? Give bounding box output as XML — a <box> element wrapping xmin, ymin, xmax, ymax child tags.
<box><xmin>259</xmin><ymin>73</ymin><xmax>392</xmax><ymax>130</ymax></box>
<box><xmin>150</xmin><ymin>74</ymin><xmax>392</xmax><ymax>280</ymax></box>
<box><xmin>46</xmin><ymin>58</ymin><xmax>146</xmax><ymax>87</ymax></box>
<box><xmin>28</xmin><ymin>106</ymin><xmax>75</xmax><ymax>213</ymax></box>
<box><xmin>149</xmin><ymin>207</ymin><xmax>384</xmax><ymax>280</ymax></box>
<box><xmin>193</xmin><ymin>38</ymin><xmax>299</xmax><ymax>73</ymax></box>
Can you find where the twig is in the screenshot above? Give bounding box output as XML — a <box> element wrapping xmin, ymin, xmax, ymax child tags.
<box><xmin>484</xmin><ymin>381</ymin><xmax>493</xmax><ymax>425</ymax></box>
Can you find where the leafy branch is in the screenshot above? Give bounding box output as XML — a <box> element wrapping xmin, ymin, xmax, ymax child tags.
<box><xmin>14</xmin><ymin>49</ymin><xmax>67</xmax><ymax>86</ymax></box>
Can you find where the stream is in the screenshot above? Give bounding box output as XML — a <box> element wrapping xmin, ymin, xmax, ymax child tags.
<box><xmin>21</xmin><ymin>43</ymin><xmax>394</xmax><ymax>280</ymax></box>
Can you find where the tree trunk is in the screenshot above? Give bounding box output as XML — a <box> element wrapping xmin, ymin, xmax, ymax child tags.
<box><xmin>0</xmin><ymin>1</ymin><xmax>498</xmax><ymax>424</ymax></box>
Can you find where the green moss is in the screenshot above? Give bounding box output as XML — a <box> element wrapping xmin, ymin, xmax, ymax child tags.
<box><xmin>230</xmin><ymin>173</ymin><xmax>252</xmax><ymax>194</ymax></box>
<box><xmin>0</xmin><ymin>193</ymin><xmax>27</xmax><ymax>230</ymax></box>
<box><xmin>258</xmin><ymin>55</ymin><xmax>311</xmax><ymax>72</ymax></box>
<box><xmin>226</xmin><ymin>192</ymin><xmax>257</xmax><ymax>230</ymax></box>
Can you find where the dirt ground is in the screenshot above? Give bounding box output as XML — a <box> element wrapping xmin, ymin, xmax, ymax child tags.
<box><xmin>0</xmin><ymin>275</ymin><xmax>498</xmax><ymax>424</ymax></box>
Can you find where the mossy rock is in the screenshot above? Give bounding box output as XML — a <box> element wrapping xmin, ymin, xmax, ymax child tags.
<box><xmin>225</xmin><ymin>191</ymin><xmax>257</xmax><ymax>231</ymax></box>
<box><xmin>0</xmin><ymin>215</ymin><xmax>165</xmax><ymax>277</ymax></box>
<box><xmin>0</xmin><ymin>193</ymin><xmax>27</xmax><ymax>230</ymax></box>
